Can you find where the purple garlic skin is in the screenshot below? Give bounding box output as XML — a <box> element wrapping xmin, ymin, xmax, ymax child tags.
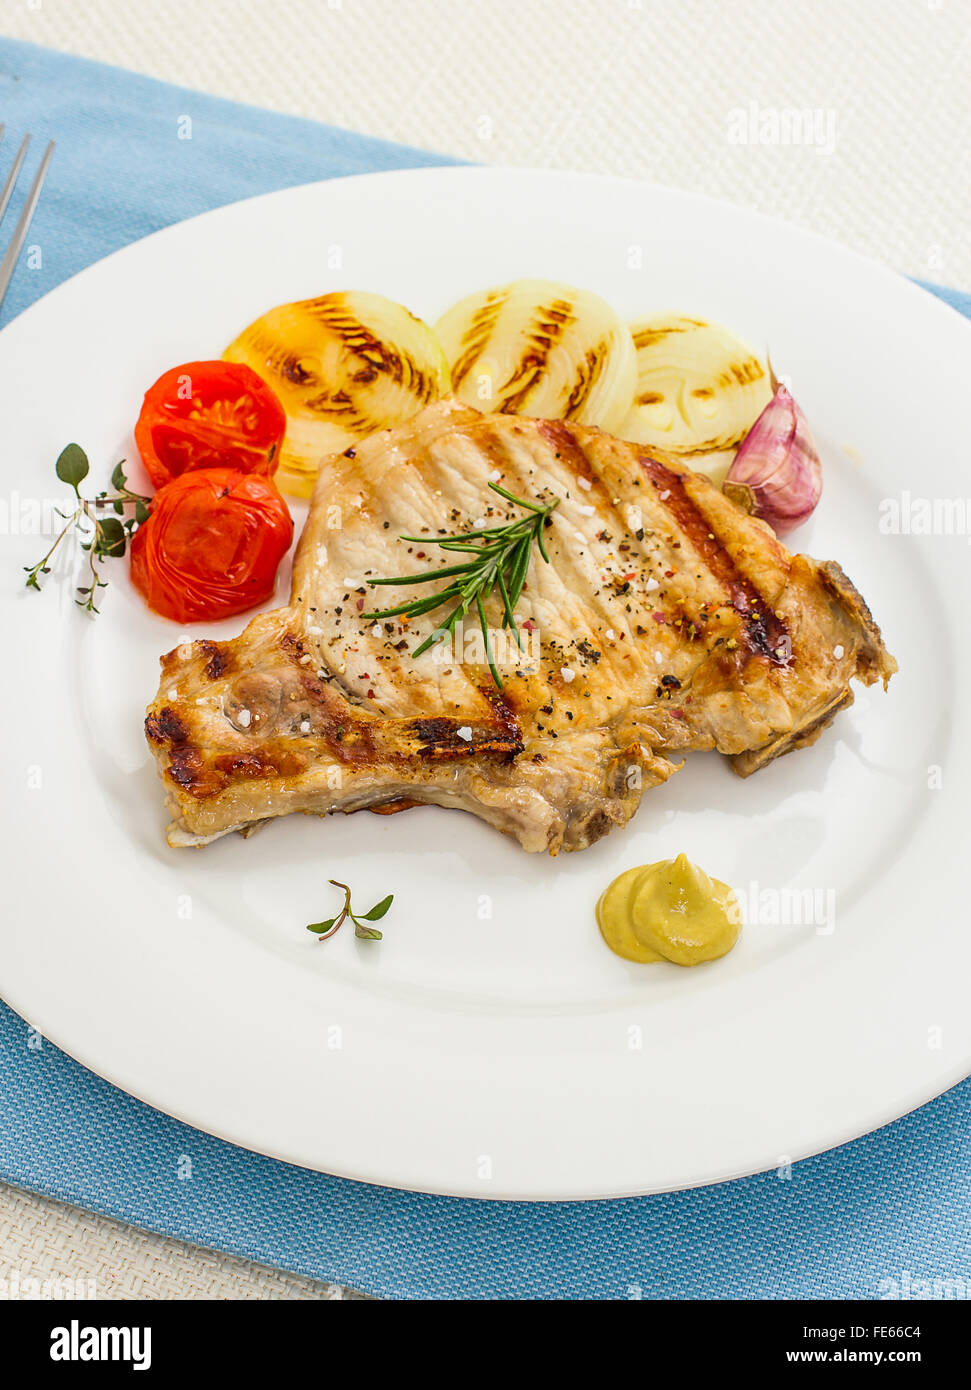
<box><xmin>723</xmin><ymin>385</ymin><xmax>822</xmax><ymax>536</ymax></box>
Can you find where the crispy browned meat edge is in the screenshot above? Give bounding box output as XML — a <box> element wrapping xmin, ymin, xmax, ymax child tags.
<box><xmin>731</xmin><ymin>560</ymin><xmax>897</xmax><ymax>777</ymax></box>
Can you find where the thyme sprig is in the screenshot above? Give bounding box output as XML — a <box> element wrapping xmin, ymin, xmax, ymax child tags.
<box><xmin>24</xmin><ymin>444</ymin><xmax>150</xmax><ymax>613</ymax></box>
<box><xmin>306</xmin><ymin>880</ymin><xmax>394</xmax><ymax>942</ymax></box>
<box><xmin>363</xmin><ymin>482</ymin><xmax>560</xmax><ymax>687</ymax></box>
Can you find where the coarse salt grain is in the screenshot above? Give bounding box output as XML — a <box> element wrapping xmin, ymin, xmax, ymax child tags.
<box><xmin>659</xmin><ymin>489</ymin><xmax>670</xmax><ymax>501</ymax></box>
<box><xmin>167</xmin><ymin>687</ymin><xmax>178</xmax><ymax>701</ymax></box>
<box><xmin>833</xmin><ymin>644</ymin><xmax>844</xmax><ymax>659</ymax></box>
<box><xmin>577</xmin><ymin>477</ymin><xmax>592</xmax><ymax>491</ymax></box>
<box><xmin>236</xmin><ymin>708</ymin><xmax>251</xmax><ymax>728</ymax></box>
<box><xmin>457</xmin><ymin>726</ymin><xmax>473</xmax><ymax>742</ymax></box>
<box><xmin>645</xmin><ymin>577</ymin><xmax>660</xmax><ymax>592</ymax></box>
<box><xmin>488</xmin><ymin>470</ymin><xmax>501</xmax><ymax>482</ymax></box>
<box><xmin>560</xmin><ymin>667</ymin><xmax>576</xmax><ymax>683</ymax></box>
<box><xmin>605</xmin><ymin>629</ymin><xmax>617</xmax><ymax>641</ymax></box>
<box><xmin>371</xmin><ymin>624</ymin><xmax>382</xmax><ymax>638</ymax></box>
<box><xmin>654</xmin><ymin>652</ymin><xmax>663</xmax><ymax>664</ymax></box>
<box><xmin>300</xmin><ymin>720</ymin><xmax>311</xmax><ymax>733</ymax></box>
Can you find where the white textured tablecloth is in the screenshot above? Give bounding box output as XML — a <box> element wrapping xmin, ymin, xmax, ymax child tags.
<box><xmin>0</xmin><ymin>0</ymin><xmax>968</xmax><ymax>1302</ymax></box>
<box><xmin>4</xmin><ymin>0</ymin><xmax>970</xmax><ymax>288</ymax></box>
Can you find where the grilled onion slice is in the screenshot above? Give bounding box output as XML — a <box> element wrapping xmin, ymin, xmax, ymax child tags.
<box><xmin>223</xmin><ymin>291</ymin><xmax>451</xmax><ymax>497</ymax></box>
<box><xmin>433</xmin><ymin>279</ymin><xmax>637</xmax><ymax>432</ymax></box>
<box><xmin>618</xmin><ymin>316</ymin><xmax>773</xmax><ymax>482</ymax></box>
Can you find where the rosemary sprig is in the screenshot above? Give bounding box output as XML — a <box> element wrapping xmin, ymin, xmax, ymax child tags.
<box><xmin>306</xmin><ymin>880</ymin><xmax>394</xmax><ymax>942</ymax></box>
<box><xmin>364</xmin><ymin>481</ymin><xmax>560</xmax><ymax>687</ymax></box>
<box><xmin>24</xmin><ymin>444</ymin><xmax>151</xmax><ymax>613</ymax></box>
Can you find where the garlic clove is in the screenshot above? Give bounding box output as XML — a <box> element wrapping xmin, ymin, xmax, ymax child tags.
<box><xmin>723</xmin><ymin>385</ymin><xmax>822</xmax><ymax>536</ymax></box>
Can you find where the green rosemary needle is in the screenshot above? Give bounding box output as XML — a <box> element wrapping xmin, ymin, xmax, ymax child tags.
<box><xmin>364</xmin><ymin>482</ymin><xmax>559</xmax><ymax>687</ymax></box>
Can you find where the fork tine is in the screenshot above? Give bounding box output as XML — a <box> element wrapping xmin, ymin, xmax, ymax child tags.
<box><xmin>0</xmin><ymin>132</ymin><xmax>31</xmax><ymax>227</ymax></box>
<box><xmin>0</xmin><ymin>140</ymin><xmax>54</xmax><ymax>314</ymax></box>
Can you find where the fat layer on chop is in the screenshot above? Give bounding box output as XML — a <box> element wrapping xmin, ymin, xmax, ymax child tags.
<box><xmin>145</xmin><ymin>399</ymin><xmax>897</xmax><ymax>854</ymax></box>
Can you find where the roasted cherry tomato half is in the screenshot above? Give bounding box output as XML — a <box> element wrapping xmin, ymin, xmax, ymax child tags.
<box><xmin>130</xmin><ymin>469</ymin><xmax>293</xmax><ymax>624</ymax></box>
<box><xmin>134</xmin><ymin>360</ymin><xmax>286</xmax><ymax>489</ymax></box>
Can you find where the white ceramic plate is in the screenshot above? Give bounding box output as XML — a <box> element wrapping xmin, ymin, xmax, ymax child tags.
<box><xmin>1</xmin><ymin>168</ymin><xmax>969</xmax><ymax>1200</ymax></box>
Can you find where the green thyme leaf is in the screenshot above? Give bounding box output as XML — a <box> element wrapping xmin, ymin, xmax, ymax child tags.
<box><xmin>25</xmin><ymin>446</ymin><xmax>152</xmax><ymax>612</ymax></box>
<box><xmin>307</xmin><ymin>880</ymin><xmax>391</xmax><ymax>943</ymax></box>
<box><xmin>353</xmin><ymin>922</ymin><xmax>384</xmax><ymax>941</ymax></box>
<box><xmin>306</xmin><ymin>917</ymin><xmax>339</xmax><ymax>935</ymax></box>
<box><xmin>97</xmin><ymin>517</ymin><xmax>127</xmax><ymax>557</ymax></box>
<box><xmin>359</xmin><ymin>894</ymin><xmax>394</xmax><ymax>921</ymax></box>
<box><xmin>55</xmin><ymin>443</ymin><xmax>89</xmax><ymax>490</ymax></box>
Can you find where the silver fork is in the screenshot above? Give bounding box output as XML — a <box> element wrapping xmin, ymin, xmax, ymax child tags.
<box><xmin>0</xmin><ymin>128</ymin><xmax>55</xmax><ymax>314</ymax></box>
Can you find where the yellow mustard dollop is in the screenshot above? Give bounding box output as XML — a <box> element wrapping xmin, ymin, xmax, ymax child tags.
<box><xmin>596</xmin><ymin>853</ymin><xmax>741</xmax><ymax>967</ymax></box>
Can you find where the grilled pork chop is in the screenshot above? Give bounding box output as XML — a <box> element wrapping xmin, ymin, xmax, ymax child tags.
<box><xmin>145</xmin><ymin>400</ymin><xmax>896</xmax><ymax>853</ymax></box>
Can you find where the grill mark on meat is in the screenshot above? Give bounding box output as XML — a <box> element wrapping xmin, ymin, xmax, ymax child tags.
<box><xmin>199</xmin><ymin>640</ymin><xmax>229</xmax><ymax>679</ymax></box>
<box><xmin>535</xmin><ymin>422</ymin><xmax>716</xmax><ymax>672</ymax></box>
<box><xmin>639</xmin><ymin>457</ymin><xmax>791</xmax><ymax>665</ymax></box>
<box><xmin>410</xmin><ymin>716</ymin><xmax>521</xmax><ymax>760</ymax></box>
<box><xmin>412</xmin><ymin>716</ymin><xmax>463</xmax><ymax>745</ymax></box>
<box><xmin>145</xmin><ymin>708</ymin><xmax>189</xmax><ymax>746</ymax></box>
<box><xmin>483</xmin><ymin>688</ymin><xmax>523</xmax><ymax>752</ymax></box>
<box><xmin>166</xmin><ymin>747</ymin><xmax>224</xmax><ymax>798</ymax></box>
<box><xmin>214</xmin><ymin>747</ymin><xmax>308</xmax><ymax>781</ymax></box>
<box><xmin>411</xmin><ymin>689</ymin><xmax>523</xmax><ymax>760</ymax></box>
<box><xmin>536</xmin><ymin>419</ymin><xmax>599</xmax><ymax>488</ymax></box>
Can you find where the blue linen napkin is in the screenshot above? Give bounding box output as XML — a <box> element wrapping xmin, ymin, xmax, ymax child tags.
<box><xmin>2</xmin><ymin>36</ymin><xmax>970</xmax><ymax>1300</ymax></box>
